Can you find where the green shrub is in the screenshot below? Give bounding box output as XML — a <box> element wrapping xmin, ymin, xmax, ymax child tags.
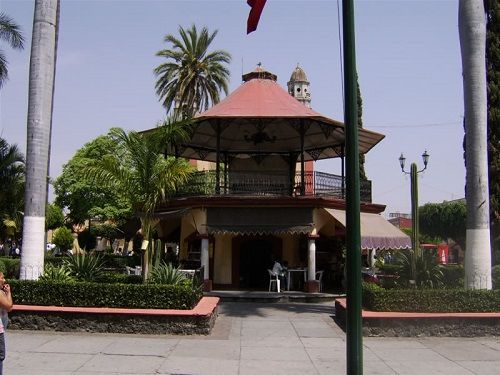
<box><xmin>52</xmin><ymin>227</ymin><xmax>75</xmax><ymax>251</ymax></box>
<box><xmin>378</xmin><ymin>263</ymin><xmax>401</xmax><ymax>276</ymax></box>
<box><xmin>9</xmin><ymin>280</ymin><xmax>202</xmax><ymax>310</ymax></box>
<box><xmin>442</xmin><ymin>264</ymin><xmax>464</xmax><ymax>288</ymax></box>
<box><xmin>493</xmin><ymin>265</ymin><xmax>500</xmax><ymax>290</ymax></box>
<box><xmin>393</xmin><ymin>250</ymin><xmax>444</xmax><ymax>288</ymax></box>
<box><xmin>0</xmin><ymin>259</ymin><xmax>6</xmax><ymax>275</ymax></box>
<box><xmin>77</xmin><ymin>229</ymin><xmax>97</xmax><ymax>251</ymax></box>
<box><xmin>94</xmin><ymin>272</ymin><xmax>142</xmax><ymax>284</ymax></box>
<box><xmin>63</xmin><ymin>254</ymin><xmax>105</xmax><ymax>281</ymax></box>
<box><xmin>362</xmin><ymin>282</ymin><xmax>500</xmax><ymax>312</ymax></box>
<box><xmin>39</xmin><ymin>264</ymin><xmax>75</xmax><ymax>283</ymax></box>
<box><xmin>100</xmin><ymin>254</ymin><xmax>140</xmax><ymax>270</ymax></box>
<box><xmin>44</xmin><ymin>257</ymin><xmax>65</xmax><ymax>267</ymax></box>
<box><xmin>149</xmin><ymin>262</ymin><xmax>189</xmax><ymax>286</ymax></box>
<box><xmin>0</xmin><ymin>257</ymin><xmax>20</xmax><ymax>278</ymax></box>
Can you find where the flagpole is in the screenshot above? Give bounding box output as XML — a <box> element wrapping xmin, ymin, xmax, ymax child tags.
<box><xmin>342</xmin><ymin>0</ymin><xmax>363</xmax><ymax>374</ymax></box>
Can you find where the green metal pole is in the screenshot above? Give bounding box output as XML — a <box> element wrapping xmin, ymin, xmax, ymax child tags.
<box><xmin>343</xmin><ymin>0</ymin><xmax>363</xmax><ymax>374</ymax></box>
<box><xmin>410</xmin><ymin>163</ymin><xmax>419</xmax><ymax>284</ymax></box>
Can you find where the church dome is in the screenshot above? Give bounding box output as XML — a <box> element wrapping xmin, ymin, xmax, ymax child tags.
<box><xmin>289</xmin><ymin>65</ymin><xmax>309</xmax><ymax>83</ymax></box>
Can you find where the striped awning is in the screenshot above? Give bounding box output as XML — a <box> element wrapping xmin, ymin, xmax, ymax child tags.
<box><xmin>206</xmin><ymin>207</ymin><xmax>313</xmax><ymax>235</ymax></box>
<box><xmin>324</xmin><ymin>209</ymin><xmax>411</xmax><ymax>250</ymax></box>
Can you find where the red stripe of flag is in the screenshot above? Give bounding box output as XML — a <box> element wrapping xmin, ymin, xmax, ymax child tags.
<box><xmin>247</xmin><ymin>0</ymin><xmax>267</xmax><ymax>34</ymax></box>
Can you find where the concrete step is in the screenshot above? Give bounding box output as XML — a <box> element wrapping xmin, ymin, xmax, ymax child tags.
<box><xmin>205</xmin><ymin>290</ymin><xmax>343</xmax><ymax>303</ymax></box>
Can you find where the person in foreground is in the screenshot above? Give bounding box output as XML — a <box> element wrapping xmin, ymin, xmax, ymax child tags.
<box><xmin>0</xmin><ymin>272</ymin><xmax>13</xmax><ymax>375</ymax></box>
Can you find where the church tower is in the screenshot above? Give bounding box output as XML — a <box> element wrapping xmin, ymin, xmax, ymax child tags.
<box><xmin>287</xmin><ymin>64</ymin><xmax>311</xmax><ymax>108</ymax></box>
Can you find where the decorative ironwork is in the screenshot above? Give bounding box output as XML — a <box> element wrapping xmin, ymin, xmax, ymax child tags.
<box><xmin>290</xmin><ymin>121</ymin><xmax>311</xmax><ymax>135</ymax></box>
<box><xmin>197</xmin><ymin>149</ymin><xmax>209</xmax><ymax>160</ymax></box>
<box><xmin>319</xmin><ymin>122</ymin><xmax>336</xmax><ymax>138</ymax></box>
<box><xmin>244</xmin><ymin>131</ymin><xmax>276</xmax><ymax>145</ymax></box>
<box><xmin>174</xmin><ymin>170</ymin><xmax>372</xmax><ymax>202</ymax></box>
<box><xmin>307</xmin><ymin>148</ymin><xmax>326</xmax><ymax>161</ymax></box>
<box><xmin>253</xmin><ymin>154</ymin><xmax>266</xmax><ymax>165</ymax></box>
<box><xmin>210</xmin><ymin>121</ymin><xmax>229</xmax><ymax>134</ymax></box>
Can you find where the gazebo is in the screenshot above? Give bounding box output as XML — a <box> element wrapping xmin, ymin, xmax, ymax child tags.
<box><xmin>152</xmin><ymin>66</ymin><xmax>410</xmax><ymax>292</ymax></box>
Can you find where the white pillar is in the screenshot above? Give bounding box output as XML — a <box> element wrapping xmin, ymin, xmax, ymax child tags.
<box><xmin>307</xmin><ymin>237</ymin><xmax>316</xmax><ymax>281</ymax></box>
<box><xmin>201</xmin><ymin>237</ymin><xmax>209</xmax><ymax>280</ymax></box>
<box><xmin>369</xmin><ymin>249</ymin><xmax>376</xmax><ymax>267</ymax></box>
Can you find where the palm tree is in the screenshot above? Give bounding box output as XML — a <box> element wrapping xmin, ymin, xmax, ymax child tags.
<box><xmin>0</xmin><ymin>137</ymin><xmax>25</xmax><ymax>241</ymax></box>
<box><xmin>459</xmin><ymin>0</ymin><xmax>492</xmax><ymax>289</ymax></box>
<box><xmin>154</xmin><ymin>24</ymin><xmax>231</xmax><ymax>118</ymax></box>
<box><xmin>0</xmin><ymin>12</ymin><xmax>25</xmax><ymax>88</ymax></box>
<box><xmin>83</xmin><ymin>120</ymin><xmax>193</xmax><ymax>281</ymax></box>
<box><xmin>21</xmin><ymin>0</ymin><xmax>59</xmax><ymax>280</ymax></box>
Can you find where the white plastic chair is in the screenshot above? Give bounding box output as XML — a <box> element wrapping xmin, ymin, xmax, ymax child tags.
<box><xmin>267</xmin><ymin>269</ymin><xmax>281</xmax><ymax>292</ymax></box>
<box><xmin>315</xmin><ymin>270</ymin><xmax>324</xmax><ymax>292</ymax></box>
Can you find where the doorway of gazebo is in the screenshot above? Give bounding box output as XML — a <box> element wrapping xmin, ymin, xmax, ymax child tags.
<box><xmin>232</xmin><ymin>236</ymin><xmax>282</xmax><ymax>289</ymax></box>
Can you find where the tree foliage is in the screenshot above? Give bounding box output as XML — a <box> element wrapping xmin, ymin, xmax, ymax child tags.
<box><xmin>0</xmin><ymin>12</ymin><xmax>25</xmax><ymax>88</ymax></box>
<box><xmin>154</xmin><ymin>24</ymin><xmax>231</xmax><ymax>118</ymax></box>
<box><xmin>53</xmin><ymin>130</ymin><xmax>132</xmax><ymax>225</ymax></box>
<box><xmin>81</xmin><ymin>121</ymin><xmax>193</xmax><ymax>280</ymax></box>
<box><xmin>52</xmin><ymin>226</ymin><xmax>74</xmax><ymax>251</ymax></box>
<box><xmin>45</xmin><ymin>203</ymin><xmax>64</xmax><ymax>231</ymax></box>
<box><xmin>357</xmin><ymin>73</ymin><xmax>367</xmax><ymax>181</ymax></box>
<box><xmin>0</xmin><ymin>137</ymin><xmax>24</xmax><ymax>240</ymax></box>
<box><xmin>419</xmin><ymin>200</ymin><xmax>467</xmax><ymax>249</ymax></box>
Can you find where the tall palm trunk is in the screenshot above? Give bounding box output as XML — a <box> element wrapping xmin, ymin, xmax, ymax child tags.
<box><xmin>20</xmin><ymin>0</ymin><xmax>60</xmax><ymax>280</ymax></box>
<box><xmin>459</xmin><ymin>0</ymin><xmax>492</xmax><ymax>289</ymax></box>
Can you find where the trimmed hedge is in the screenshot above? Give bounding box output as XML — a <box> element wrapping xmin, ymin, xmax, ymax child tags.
<box><xmin>94</xmin><ymin>273</ymin><xmax>142</xmax><ymax>284</ymax></box>
<box><xmin>362</xmin><ymin>283</ymin><xmax>500</xmax><ymax>313</ymax></box>
<box><xmin>9</xmin><ymin>280</ymin><xmax>202</xmax><ymax>310</ymax></box>
<box><xmin>493</xmin><ymin>265</ymin><xmax>500</xmax><ymax>290</ymax></box>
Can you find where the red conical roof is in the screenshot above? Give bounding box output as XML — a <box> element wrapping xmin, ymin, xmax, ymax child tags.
<box><xmin>158</xmin><ymin>69</ymin><xmax>385</xmax><ymax>162</ymax></box>
<box><xmin>196</xmin><ymin>77</ymin><xmax>334</xmax><ymax>121</ymax></box>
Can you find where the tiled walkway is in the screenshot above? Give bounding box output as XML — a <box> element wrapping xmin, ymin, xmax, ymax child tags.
<box><xmin>4</xmin><ymin>301</ymin><xmax>499</xmax><ymax>375</ymax></box>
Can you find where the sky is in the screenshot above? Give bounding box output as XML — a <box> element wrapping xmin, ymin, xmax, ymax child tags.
<box><xmin>1</xmin><ymin>0</ymin><xmax>465</xmax><ymax>217</ymax></box>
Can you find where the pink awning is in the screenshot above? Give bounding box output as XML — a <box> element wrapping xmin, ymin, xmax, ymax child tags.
<box><xmin>325</xmin><ymin>209</ymin><xmax>411</xmax><ymax>250</ymax></box>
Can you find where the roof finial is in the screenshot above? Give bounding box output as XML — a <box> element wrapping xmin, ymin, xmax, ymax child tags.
<box><xmin>257</xmin><ymin>62</ymin><xmax>262</xmax><ymax>67</ymax></box>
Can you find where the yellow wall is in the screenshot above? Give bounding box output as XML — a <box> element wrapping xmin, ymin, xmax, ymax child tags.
<box><xmin>314</xmin><ymin>208</ymin><xmax>336</xmax><ymax>236</ymax></box>
<box><xmin>179</xmin><ymin>208</ymin><xmax>207</xmax><ymax>260</ymax></box>
<box><xmin>213</xmin><ymin>234</ymin><xmax>232</xmax><ymax>284</ymax></box>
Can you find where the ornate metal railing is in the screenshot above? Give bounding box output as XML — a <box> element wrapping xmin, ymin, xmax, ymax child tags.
<box><xmin>175</xmin><ymin>170</ymin><xmax>372</xmax><ymax>202</ymax></box>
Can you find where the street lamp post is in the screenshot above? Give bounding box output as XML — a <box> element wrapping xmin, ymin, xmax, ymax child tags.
<box><xmin>399</xmin><ymin>150</ymin><xmax>429</xmax><ymax>285</ymax></box>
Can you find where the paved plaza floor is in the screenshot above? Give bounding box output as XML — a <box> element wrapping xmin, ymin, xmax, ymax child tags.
<box><xmin>4</xmin><ymin>301</ymin><xmax>499</xmax><ymax>375</ymax></box>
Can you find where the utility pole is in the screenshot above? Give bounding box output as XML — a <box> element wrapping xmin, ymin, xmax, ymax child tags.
<box><xmin>343</xmin><ymin>0</ymin><xmax>363</xmax><ymax>373</ymax></box>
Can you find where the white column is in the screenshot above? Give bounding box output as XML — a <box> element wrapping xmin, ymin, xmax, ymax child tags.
<box><xmin>201</xmin><ymin>237</ymin><xmax>209</xmax><ymax>280</ymax></box>
<box><xmin>369</xmin><ymin>249</ymin><xmax>376</xmax><ymax>267</ymax></box>
<box><xmin>307</xmin><ymin>238</ymin><xmax>316</xmax><ymax>281</ymax></box>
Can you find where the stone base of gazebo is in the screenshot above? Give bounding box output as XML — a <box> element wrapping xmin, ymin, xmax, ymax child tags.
<box><xmin>307</xmin><ymin>280</ymin><xmax>320</xmax><ymax>293</ymax></box>
<box><xmin>203</xmin><ymin>279</ymin><xmax>213</xmax><ymax>292</ymax></box>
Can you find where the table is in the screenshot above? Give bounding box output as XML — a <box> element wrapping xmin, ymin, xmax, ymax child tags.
<box><xmin>287</xmin><ymin>268</ymin><xmax>307</xmax><ymax>291</ymax></box>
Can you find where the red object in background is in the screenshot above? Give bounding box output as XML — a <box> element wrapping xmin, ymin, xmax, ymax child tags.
<box><xmin>247</xmin><ymin>0</ymin><xmax>267</xmax><ymax>34</ymax></box>
<box><xmin>437</xmin><ymin>243</ymin><xmax>449</xmax><ymax>264</ymax></box>
<box><xmin>421</xmin><ymin>243</ymin><xmax>449</xmax><ymax>264</ymax></box>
